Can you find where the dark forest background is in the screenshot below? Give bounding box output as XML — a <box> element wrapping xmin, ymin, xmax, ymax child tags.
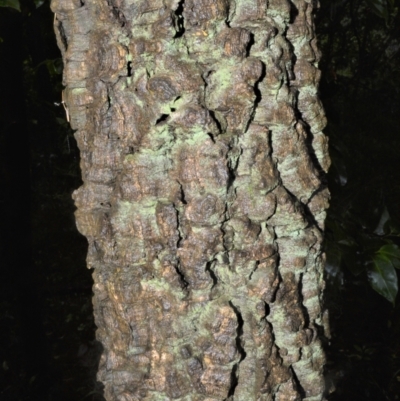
<box><xmin>0</xmin><ymin>0</ymin><xmax>399</xmax><ymax>400</ymax></box>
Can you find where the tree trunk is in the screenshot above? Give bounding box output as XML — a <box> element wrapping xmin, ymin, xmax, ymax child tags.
<box><xmin>51</xmin><ymin>0</ymin><xmax>330</xmax><ymax>399</ymax></box>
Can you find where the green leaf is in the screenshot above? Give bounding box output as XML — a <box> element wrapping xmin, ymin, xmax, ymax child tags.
<box><xmin>0</xmin><ymin>0</ymin><xmax>20</xmax><ymax>11</ymax></box>
<box><xmin>374</xmin><ymin>206</ymin><xmax>391</xmax><ymax>235</ymax></box>
<box><xmin>376</xmin><ymin>244</ymin><xmax>400</xmax><ymax>269</ymax></box>
<box><xmin>365</xmin><ymin>0</ymin><xmax>396</xmax><ymax>22</ymax></box>
<box><xmin>34</xmin><ymin>0</ymin><xmax>45</xmax><ymax>8</ymax></box>
<box><xmin>368</xmin><ymin>254</ymin><xmax>398</xmax><ymax>304</ymax></box>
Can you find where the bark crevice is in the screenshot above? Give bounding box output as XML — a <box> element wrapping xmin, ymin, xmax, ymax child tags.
<box><xmin>174</xmin><ymin>0</ymin><xmax>185</xmax><ymax>38</ymax></box>
<box><xmin>205</xmin><ymin>260</ymin><xmax>218</xmax><ymax>288</ymax></box>
<box><xmin>227</xmin><ymin>300</ymin><xmax>247</xmax><ymax>398</ymax></box>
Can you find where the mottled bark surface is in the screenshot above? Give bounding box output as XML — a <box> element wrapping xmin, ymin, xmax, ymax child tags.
<box><xmin>52</xmin><ymin>0</ymin><xmax>330</xmax><ymax>399</ymax></box>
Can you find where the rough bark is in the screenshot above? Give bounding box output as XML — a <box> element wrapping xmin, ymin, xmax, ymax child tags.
<box><xmin>51</xmin><ymin>0</ymin><xmax>331</xmax><ymax>400</ymax></box>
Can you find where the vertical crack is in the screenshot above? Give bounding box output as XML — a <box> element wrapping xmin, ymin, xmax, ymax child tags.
<box><xmin>173</xmin><ymin>182</ymin><xmax>186</xmax><ymax>249</ymax></box>
<box><xmin>208</xmin><ymin>110</ymin><xmax>223</xmax><ymax>133</ymax></box>
<box><xmin>220</xmin><ymin>203</ymin><xmax>231</xmax><ymax>265</ymax></box>
<box><xmin>249</xmin><ymin>260</ymin><xmax>260</xmax><ymax>280</ymax></box>
<box><xmin>270</xmin><ymin>248</ymin><xmax>282</xmax><ymax>305</ymax></box>
<box><xmin>127</xmin><ymin>61</ymin><xmax>132</xmax><ymax>77</ymax></box>
<box><xmin>107</xmin><ymin>0</ymin><xmax>127</xmax><ymax>27</ymax></box>
<box><xmin>226</xmin><ymin>141</ymin><xmax>240</xmax><ymax>192</ymax></box>
<box><xmin>245</xmin><ymin>32</ymin><xmax>255</xmax><ymax>57</ymax></box>
<box><xmin>227</xmin><ymin>301</ymin><xmax>247</xmax><ymax>398</ymax></box>
<box><xmin>173</xmin><ymin>203</ymin><xmax>184</xmax><ymax>249</ymax></box>
<box><xmin>57</xmin><ymin>20</ymin><xmax>68</xmax><ymax>51</ymax></box>
<box><xmin>298</xmin><ymin>273</ymin><xmax>310</xmax><ymax>328</ymax></box>
<box><xmin>264</xmin><ymin>302</ymin><xmax>271</xmax><ymax>318</ymax></box>
<box><xmin>174</xmin><ymin>261</ymin><xmax>189</xmax><ymax>289</ymax></box>
<box><xmin>290</xmin><ymin>367</ymin><xmax>306</xmax><ymax>398</ymax></box>
<box><xmin>294</xmin><ymin>110</ymin><xmax>325</xmax><ymax>176</ymax></box>
<box><xmin>220</xmin><ymin>137</ymin><xmax>240</xmax><ymax>268</ymax></box>
<box><xmin>177</xmin><ymin>181</ymin><xmax>187</xmax><ymax>205</ymax></box>
<box><xmin>174</xmin><ymin>0</ymin><xmax>185</xmax><ymax>38</ymax></box>
<box><xmin>246</xmin><ymin>61</ymin><xmax>266</xmax><ymax>132</ymax></box>
<box><xmin>205</xmin><ymin>260</ymin><xmax>218</xmax><ymax>288</ymax></box>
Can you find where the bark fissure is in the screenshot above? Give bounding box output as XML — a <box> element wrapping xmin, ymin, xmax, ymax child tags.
<box><xmin>155</xmin><ymin>114</ymin><xmax>170</xmax><ymax>125</ymax></box>
<box><xmin>208</xmin><ymin>109</ymin><xmax>223</xmax><ymax>133</ymax></box>
<box><xmin>126</xmin><ymin>61</ymin><xmax>132</xmax><ymax>77</ymax></box>
<box><xmin>55</xmin><ymin>19</ymin><xmax>68</xmax><ymax>52</ymax></box>
<box><xmin>290</xmin><ymin>366</ymin><xmax>307</xmax><ymax>398</ymax></box>
<box><xmin>205</xmin><ymin>260</ymin><xmax>218</xmax><ymax>288</ymax></box>
<box><xmin>174</xmin><ymin>0</ymin><xmax>185</xmax><ymax>38</ymax></box>
<box><xmin>174</xmin><ymin>261</ymin><xmax>189</xmax><ymax>289</ymax></box>
<box><xmin>107</xmin><ymin>0</ymin><xmax>126</xmax><ymax>27</ymax></box>
<box><xmin>249</xmin><ymin>260</ymin><xmax>260</xmax><ymax>280</ymax></box>
<box><xmin>227</xmin><ymin>300</ymin><xmax>247</xmax><ymax>398</ymax></box>
<box><xmin>177</xmin><ymin>181</ymin><xmax>187</xmax><ymax>205</ymax></box>
<box><xmin>298</xmin><ymin>273</ymin><xmax>311</xmax><ymax>328</ymax></box>
<box><xmin>245</xmin><ymin>32</ymin><xmax>255</xmax><ymax>57</ymax></box>
<box><xmin>173</xmin><ymin>203</ymin><xmax>184</xmax><ymax>248</ymax></box>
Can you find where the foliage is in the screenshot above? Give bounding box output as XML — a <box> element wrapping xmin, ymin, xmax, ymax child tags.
<box><xmin>0</xmin><ymin>0</ymin><xmax>20</xmax><ymax>11</ymax></box>
<box><xmin>366</xmin><ymin>0</ymin><xmax>397</xmax><ymax>22</ymax></box>
<box><xmin>369</xmin><ymin>244</ymin><xmax>400</xmax><ymax>303</ymax></box>
<box><xmin>319</xmin><ymin>0</ymin><xmax>400</xmax><ymax>304</ymax></box>
<box><xmin>325</xmin><ymin>204</ymin><xmax>400</xmax><ymax>304</ymax></box>
<box><xmin>318</xmin><ymin>0</ymin><xmax>400</xmax><ymax>399</ymax></box>
<box><xmin>0</xmin><ymin>0</ymin><xmax>45</xmax><ymax>10</ymax></box>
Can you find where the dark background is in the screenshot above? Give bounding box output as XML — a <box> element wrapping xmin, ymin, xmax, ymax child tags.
<box><xmin>0</xmin><ymin>0</ymin><xmax>399</xmax><ymax>400</ymax></box>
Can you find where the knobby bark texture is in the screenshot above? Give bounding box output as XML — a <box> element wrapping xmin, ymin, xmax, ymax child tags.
<box><xmin>52</xmin><ymin>0</ymin><xmax>331</xmax><ymax>399</ymax></box>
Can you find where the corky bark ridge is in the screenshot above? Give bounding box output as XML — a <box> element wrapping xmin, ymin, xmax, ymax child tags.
<box><xmin>51</xmin><ymin>0</ymin><xmax>331</xmax><ymax>400</ymax></box>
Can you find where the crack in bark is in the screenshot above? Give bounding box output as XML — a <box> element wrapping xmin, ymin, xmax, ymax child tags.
<box><xmin>281</xmin><ymin>183</ymin><xmax>323</xmax><ymax>232</ymax></box>
<box><xmin>155</xmin><ymin>114</ymin><xmax>170</xmax><ymax>125</ymax></box>
<box><xmin>245</xmin><ymin>61</ymin><xmax>266</xmax><ymax>132</ymax></box>
<box><xmin>54</xmin><ymin>17</ymin><xmax>68</xmax><ymax>53</ymax></box>
<box><xmin>270</xmin><ymin>250</ymin><xmax>282</xmax><ymax>305</ymax></box>
<box><xmin>245</xmin><ymin>32</ymin><xmax>255</xmax><ymax>57</ymax></box>
<box><xmin>294</xmin><ymin>111</ymin><xmax>325</xmax><ymax>176</ymax></box>
<box><xmin>227</xmin><ymin>301</ymin><xmax>247</xmax><ymax>398</ymax></box>
<box><xmin>264</xmin><ymin>302</ymin><xmax>271</xmax><ymax>318</ymax></box>
<box><xmin>174</xmin><ymin>261</ymin><xmax>189</xmax><ymax>289</ymax></box>
<box><xmin>248</xmin><ymin>260</ymin><xmax>260</xmax><ymax>280</ymax></box>
<box><xmin>224</xmin><ymin>0</ymin><xmax>232</xmax><ymax>27</ymax></box>
<box><xmin>207</xmin><ymin>132</ymin><xmax>216</xmax><ymax>143</ymax></box>
<box><xmin>298</xmin><ymin>273</ymin><xmax>310</xmax><ymax>329</ymax></box>
<box><xmin>174</xmin><ymin>0</ymin><xmax>185</xmax><ymax>38</ymax></box>
<box><xmin>205</xmin><ymin>259</ymin><xmax>218</xmax><ymax>288</ymax></box>
<box><xmin>173</xmin><ymin>203</ymin><xmax>184</xmax><ymax>249</ymax></box>
<box><xmin>290</xmin><ymin>366</ymin><xmax>306</xmax><ymax>398</ymax></box>
<box><xmin>127</xmin><ymin>61</ymin><xmax>132</xmax><ymax>77</ymax></box>
<box><xmin>177</xmin><ymin>181</ymin><xmax>187</xmax><ymax>205</ymax></box>
<box><xmin>208</xmin><ymin>109</ymin><xmax>223</xmax><ymax>133</ymax></box>
<box><xmin>226</xmin><ymin>144</ymin><xmax>238</xmax><ymax>192</ymax></box>
<box><xmin>107</xmin><ymin>0</ymin><xmax>127</xmax><ymax>27</ymax></box>
<box><xmin>221</xmin><ymin>203</ymin><xmax>231</xmax><ymax>263</ymax></box>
